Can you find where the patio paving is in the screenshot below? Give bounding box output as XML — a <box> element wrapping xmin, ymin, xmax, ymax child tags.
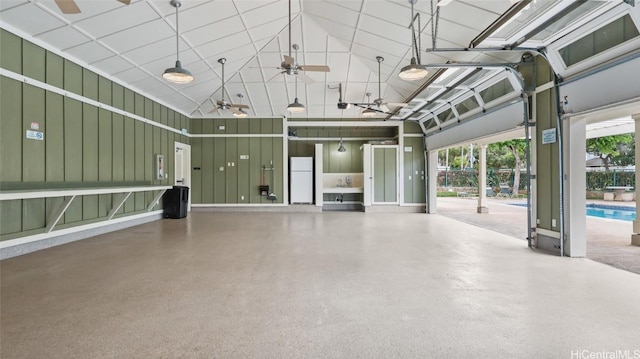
<box><xmin>436</xmin><ymin>197</ymin><xmax>640</xmax><ymax>275</ymax></box>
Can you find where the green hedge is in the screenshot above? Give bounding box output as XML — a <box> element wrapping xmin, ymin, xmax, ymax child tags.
<box><xmin>438</xmin><ymin>169</ymin><xmax>635</xmax><ymax>191</ymax></box>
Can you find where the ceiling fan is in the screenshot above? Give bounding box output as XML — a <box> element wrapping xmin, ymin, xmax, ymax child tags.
<box><xmin>209</xmin><ymin>58</ymin><xmax>250</xmax><ymax>115</ymax></box>
<box><xmin>266</xmin><ymin>0</ymin><xmax>330</xmax><ymax>84</ymax></box>
<box><xmin>54</xmin><ymin>0</ymin><xmax>131</xmax><ymax>14</ymax></box>
<box><xmin>370</xmin><ymin>56</ymin><xmax>409</xmax><ymax>113</ymax></box>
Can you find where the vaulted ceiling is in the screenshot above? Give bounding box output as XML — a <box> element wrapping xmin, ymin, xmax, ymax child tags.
<box><xmin>0</xmin><ymin>0</ymin><xmax>623</xmax><ymax>120</ymax></box>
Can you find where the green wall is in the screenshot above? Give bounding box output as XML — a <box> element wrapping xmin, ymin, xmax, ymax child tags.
<box><xmin>0</xmin><ymin>29</ymin><xmax>189</xmax><ymax>240</ymax></box>
<box><xmin>190</xmin><ymin>118</ymin><xmax>284</xmax><ymax>204</ymax></box>
<box><xmin>403</xmin><ymin>136</ymin><xmax>425</xmax><ymax>204</ymax></box>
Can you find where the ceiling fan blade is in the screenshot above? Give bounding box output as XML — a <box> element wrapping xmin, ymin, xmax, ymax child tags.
<box><xmin>229</xmin><ymin>104</ymin><xmax>250</xmax><ymax>109</ymax></box>
<box><xmin>380</xmin><ymin>104</ymin><xmax>390</xmax><ymax>113</ymax></box>
<box><xmin>54</xmin><ymin>0</ymin><xmax>81</xmax><ymax>14</ymax></box>
<box><xmin>117</xmin><ymin>0</ymin><xmax>131</xmax><ymax>4</ymax></box>
<box><xmin>386</xmin><ymin>102</ymin><xmax>409</xmax><ymax>107</ymax></box>
<box><xmin>208</xmin><ymin>107</ymin><xmax>220</xmax><ymax>114</ymax></box>
<box><xmin>298</xmin><ymin>65</ymin><xmax>330</xmax><ymax>72</ymax></box>
<box><xmin>297</xmin><ymin>73</ymin><xmax>315</xmax><ymax>84</ymax></box>
<box><xmin>267</xmin><ymin>71</ymin><xmax>285</xmax><ymax>83</ymax></box>
<box><xmin>283</xmin><ymin>55</ymin><xmax>295</xmax><ymax>66</ymax></box>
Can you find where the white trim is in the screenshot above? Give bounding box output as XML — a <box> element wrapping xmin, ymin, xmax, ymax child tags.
<box><xmin>289</xmin><ymin>121</ymin><xmax>403</xmax><ymax>127</ymax></box>
<box><xmin>0</xmin><ymin>23</ymin><xmax>191</xmax><ymax>118</ymax></box>
<box><xmin>535</xmin><ymin>81</ymin><xmax>555</xmax><ymax>94</ymax></box>
<box><xmin>546</xmin><ymin>4</ymin><xmax>640</xmax><ymax>78</ymax></box>
<box><xmin>0</xmin><ymin>210</ymin><xmax>164</xmax><ymax>251</ymax></box>
<box><xmin>403</xmin><ymin>134</ymin><xmax>424</xmax><ymax>137</ymax></box>
<box><xmin>0</xmin><ymin>68</ymin><xmax>186</xmax><ymax>136</ymax></box>
<box><xmin>288</xmin><ymin>137</ymin><xmax>393</xmax><ymax>141</ymax></box>
<box><xmin>536</xmin><ymin>228</ymin><xmax>561</xmax><ymax>239</ymax></box>
<box><xmin>190</xmin><ymin>133</ymin><xmax>283</xmax><ymax>138</ymax></box>
<box><xmin>282</xmin><ymin>116</ymin><xmax>289</xmax><ymax>206</ymax></box>
<box><xmin>0</xmin><ymin>185</ymin><xmax>172</xmax><ymax>201</ymax></box>
<box><xmin>371</xmin><ymin>145</ymin><xmax>400</xmax><ymax>205</ymax></box>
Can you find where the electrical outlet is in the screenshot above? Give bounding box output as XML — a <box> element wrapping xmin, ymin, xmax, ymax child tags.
<box><xmin>241</xmin><ymin>195</ymin><xmax>245</xmax><ymax>200</ymax></box>
<box><xmin>219</xmin><ymin>166</ymin><xmax>224</xmax><ymax>172</ymax></box>
<box><xmin>552</xmin><ymin>219</ymin><xmax>556</xmax><ymax>227</ymax></box>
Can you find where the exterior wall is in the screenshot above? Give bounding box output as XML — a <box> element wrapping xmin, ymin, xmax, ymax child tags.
<box><xmin>0</xmin><ymin>29</ymin><xmax>189</xmax><ymax>241</ymax></box>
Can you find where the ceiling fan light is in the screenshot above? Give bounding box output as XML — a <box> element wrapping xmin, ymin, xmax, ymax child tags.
<box><xmin>399</xmin><ymin>58</ymin><xmax>429</xmax><ymax>81</ymax></box>
<box><xmin>287</xmin><ymin>98</ymin><xmax>306</xmax><ymax>113</ymax></box>
<box><xmin>361</xmin><ymin>108</ymin><xmax>377</xmax><ymax>117</ymax></box>
<box><xmin>163</xmin><ymin>60</ymin><xmax>194</xmax><ymax>84</ymax></box>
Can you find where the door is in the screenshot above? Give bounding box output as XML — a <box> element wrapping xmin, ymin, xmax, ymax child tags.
<box><xmin>372</xmin><ymin>145</ymin><xmax>399</xmax><ymax>204</ymax></box>
<box><xmin>174</xmin><ymin>142</ymin><xmax>191</xmax><ymax>211</ymax></box>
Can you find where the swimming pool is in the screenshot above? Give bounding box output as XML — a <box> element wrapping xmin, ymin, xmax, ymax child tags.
<box><xmin>509</xmin><ymin>203</ymin><xmax>636</xmax><ymax>221</ymax></box>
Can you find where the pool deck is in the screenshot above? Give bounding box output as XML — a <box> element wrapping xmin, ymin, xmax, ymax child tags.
<box><xmin>437</xmin><ymin>197</ymin><xmax>640</xmax><ymax>275</ymax></box>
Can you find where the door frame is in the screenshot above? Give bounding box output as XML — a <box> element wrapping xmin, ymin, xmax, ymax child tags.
<box><xmin>174</xmin><ymin>141</ymin><xmax>192</xmax><ymax>211</ymax></box>
<box><xmin>371</xmin><ymin>145</ymin><xmax>400</xmax><ymax>205</ymax></box>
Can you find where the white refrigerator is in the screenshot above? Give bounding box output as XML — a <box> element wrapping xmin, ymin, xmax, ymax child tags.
<box><xmin>290</xmin><ymin>157</ymin><xmax>314</xmax><ymax>204</ymax></box>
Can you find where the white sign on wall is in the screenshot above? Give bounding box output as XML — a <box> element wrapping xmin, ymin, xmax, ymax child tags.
<box><xmin>26</xmin><ymin>130</ymin><xmax>44</xmax><ymax>141</ymax></box>
<box><xmin>542</xmin><ymin>128</ymin><xmax>556</xmax><ymax>145</ymax></box>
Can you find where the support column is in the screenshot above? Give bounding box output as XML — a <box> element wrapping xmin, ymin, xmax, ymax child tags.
<box><xmin>563</xmin><ymin>117</ymin><xmax>586</xmax><ymax>257</ymax></box>
<box><xmin>632</xmin><ymin>114</ymin><xmax>640</xmax><ymax>246</ymax></box>
<box><xmin>477</xmin><ymin>144</ymin><xmax>488</xmax><ymax>213</ymax></box>
<box><xmin>427</xmin><ymin>150</ymin><xmax>438</xmax><ymax>214</ymax></box>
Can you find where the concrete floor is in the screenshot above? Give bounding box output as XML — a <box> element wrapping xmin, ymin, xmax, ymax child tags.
<box><xmin>437</xmin><ymin>197</ymin><xmax>640</xmax><ymax>274</ymax></box>
<box><xmin>2</xmin><ymin>211</ymin><xmax>640</xmax><ymax>358</ymax></box>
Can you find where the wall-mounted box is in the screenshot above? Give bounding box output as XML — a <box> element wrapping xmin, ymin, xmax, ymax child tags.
<box><xmin>155</xmin><ymin>154</ymin><xmax>164</xmax><ymax>180</ymax></box>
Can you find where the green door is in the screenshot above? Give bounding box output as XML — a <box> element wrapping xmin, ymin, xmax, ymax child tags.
<box><xmin>373</xmin><ymin>146</ymin><xmax>398</xmax><ymax>203</ymax></box>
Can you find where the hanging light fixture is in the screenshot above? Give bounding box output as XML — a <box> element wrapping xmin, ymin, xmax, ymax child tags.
<box><xmin>361</xmin><ymin>92</ymin><xmax>377</xmax><ymax>117</ymax></box>
<box><xmin>287</xmin><ymin>73</ymin><xmax>306</xmax><ymax>113</ymax></box>
<box><xmin>399</xmin><ymin>0</ymin><xmax>429</xmax><ymax>81</ymax></box>
<box><xmin>337</xmin><ymin>138</ymin><xmax>347</xmax><ymax>152</ymax></box>
<box><xmin>163</xmin><ymin>0</ymin><xmax>193</xmax><ymax>84</ymax></box>
<box><xmin>233</xmin><ymin>94</ymin><xmax>249</xmax><ymax>118</ymax></box>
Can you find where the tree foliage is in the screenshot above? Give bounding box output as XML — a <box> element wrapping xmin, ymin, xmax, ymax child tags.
<box><xmin>586</xmin><ymin>134</ymin><xmax>633</xmax><ymax>171</ymax></box>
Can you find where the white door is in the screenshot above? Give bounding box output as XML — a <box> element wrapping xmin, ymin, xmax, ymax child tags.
<box><xmin>174</xmin><ymin>142</ymin><xmax>191</xmax><ymax>211</ymax></box>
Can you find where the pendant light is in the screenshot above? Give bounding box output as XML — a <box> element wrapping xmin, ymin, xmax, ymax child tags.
<box><xmin>287</xmin><ymin>73</ymin><xmax>305</xmax><ymax>113</ymax></box>
<box><xmin>337</xmin><ymin>138</ymin><xmax>347</xmax><ymax>152</ymax></box>
<box><xmin>399</xmin><ymin>0</ymin><xmax>428</xmax><ymax>81</ymax></box>
<box><xmin>163</xmin><ymin>0</ymin><xmax>193</xmax><ymax>84</ymax></box>
<box><xmin>361</xmin><ymin>92</ymin><xmax>377</xmax><ymax>117</ymax></box>
<box><xmin>233</xmin><ymin>94</ymin><xmax>249</xmax><ymax>118</ymax></box>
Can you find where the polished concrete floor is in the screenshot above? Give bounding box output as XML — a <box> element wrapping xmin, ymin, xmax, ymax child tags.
<box><xmin>2</xmin><ymin>211</ymin><xmax>640</xmax><ymax>358</ymax></box>
<box><xmin>437</xmin><ymin>197</ymin><xmax>640</xmax><ymax>274</ymax></box>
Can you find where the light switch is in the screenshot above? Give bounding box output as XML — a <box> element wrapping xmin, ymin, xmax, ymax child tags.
<box><xmin>219</xmin><ymin>166</ymin><xmax>224</xmax><ymax>171</ymax></box>
<box><xmin>408</xmin><ymin>175</ymin><xmax>412</xmax><ymax>180</ymax></box>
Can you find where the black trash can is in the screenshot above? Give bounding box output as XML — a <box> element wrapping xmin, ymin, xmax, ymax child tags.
<box><xmin>164</xmin><ymin>186</ymin><xmax>189</xmax><ymax>219</ymax></box>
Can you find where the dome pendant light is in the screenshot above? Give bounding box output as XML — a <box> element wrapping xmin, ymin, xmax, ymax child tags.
<box><xmin>163</xmin><ymin>0</ymin><xmax>193</xmax><ymax>84</ymax></box>
<box><xmin>361</xmin><ymin>92</ymin><xmax>377</xmax><ymax>117</ymax></box>
<box><xmin>399</xmin><ymin>0</ymin><xmax>428</xmax><ymax>81</ymax></box>
<box><xmin>287</xmin><ymin>70</ymin><xmax>306</xmax><ymax>113</ymax></box>
<box><xmin>337</xmin><ymin>138</ymin><xmax>347</xmax><ymax>153</ymax></box>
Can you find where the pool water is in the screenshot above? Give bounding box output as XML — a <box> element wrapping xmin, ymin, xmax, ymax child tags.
<box><xmin>586</xmin><ymin>204</ymin><xmax>635</xmax><ymax>221</ymax></box>
<box><xmin>509</xmin><ymin>203</ymin><xmax>635</xmax><ymax>221</ymax></box>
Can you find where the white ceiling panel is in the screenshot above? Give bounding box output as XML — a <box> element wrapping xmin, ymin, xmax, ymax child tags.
<box><xmin>65</xmin><ymin>41</ymin><xmax>115</xmax><ymax>64</ymax></box>
<box><xmin>36</xmin><ymin>25</ymin><xmax>91</xmax><ymax>50</ymax></box>
<box><xmin>74</xmin><ymin>2</ymin><xmax>159</xmax><ymax>39</ymax></box>
<box><xmin>194</xmin><ymin>32</ymin><xmax>253</xmax><ymax>60</ymax></box>
<box><xmin>167</xmin><ymin>1</ymin><xmax>239</xmax><ymax>32</ymax></box>
<box><xmin>0</xmin><ymin>5</ymin><xmax>65</xmax><ymax>35</ymax></box>
<box><xmin>183</xmin><ymin>16</ymin><xmax>246</xmax><ymax>47</ymax></box>
<box><xmin>100</xmin><ymin>19</ymin><xmax>173</xmax><ymax>54</ymax></box>
<box><xmin>3</xmin><ymin>0</ymin><xmax>585</xmax><ymax>119</ymax></box>
<box><xmin>92</xmin><ymin>55</ymin><xmax>134</xmax><ymax>75</ymax></box>
<box><xmin>0</xmin><ymin>1</ymin><xmax>28</xmax><ymax>11</ymax></box>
